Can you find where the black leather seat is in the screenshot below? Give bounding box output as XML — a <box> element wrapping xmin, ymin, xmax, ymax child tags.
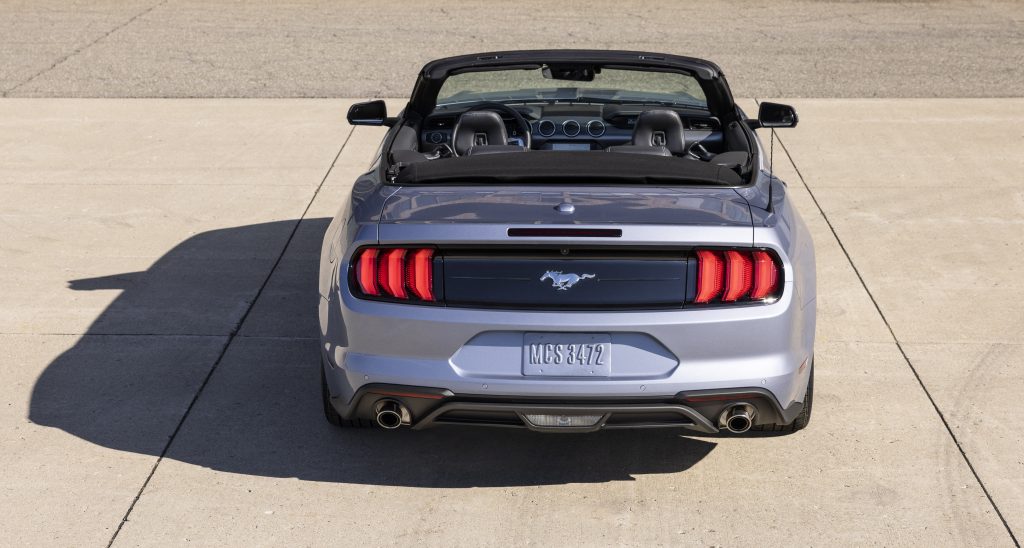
<box><xmin>452</xmin><ymin>111</ymin><xmax>525</xmax><ymax>156</ymax></box>
<box><xmin>607</xmin><ymin>109</ymin><xmax>688</xmax><ymax>156</ymax></box>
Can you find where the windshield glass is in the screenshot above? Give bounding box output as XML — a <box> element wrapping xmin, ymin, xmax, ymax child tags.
<box><xmin>437</xmin><ymin>67</ymin><xmax>706</xmax><ymax>108</ymax></box>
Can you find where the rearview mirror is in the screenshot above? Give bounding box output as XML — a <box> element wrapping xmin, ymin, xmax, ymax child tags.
<box><xmin>756</xmin><ymin>102</ymin><xmax>798</xmax><ymax>128</ymax></box>
<box><xmin>542</xmin><ymin>64</ymin><xmax>596</xmax><ymax>82</ymax></box>
<box><xmin>347</xmin><ymin>100</ymin><xmax>396</xmax><ymax>126</ymax></box>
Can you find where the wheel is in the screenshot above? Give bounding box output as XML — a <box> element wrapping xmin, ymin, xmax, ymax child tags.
<box><xmin>321</xmin><ymin>358</ymin><xmax>374</xmax><ymax>428</ymax></box>
<box><xmin>754</xmin><ymin>361</ymin><xmax>813</xmax><ymax>433</ymax></box>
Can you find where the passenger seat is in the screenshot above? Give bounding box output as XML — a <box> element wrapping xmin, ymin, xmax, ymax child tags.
<box><xmin>452</xmin><ymin>111</ymin><xmax>526</xmax><ymax>156</ymax></box>
<box><xmin>607</xmin><ymin>109</ymin><xmax>687</xmax><ymax>156</ymax></box>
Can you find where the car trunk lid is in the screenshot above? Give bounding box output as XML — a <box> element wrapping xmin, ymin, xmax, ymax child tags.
<box><xmin>375</xmin><ymin>186</ymin><xmax>753</xmax><ymax>309</ymax></box>
<box><xmin>378</xmin><ymin>186</ymin><xmax>751</xmax><ymax>227</ymax></box>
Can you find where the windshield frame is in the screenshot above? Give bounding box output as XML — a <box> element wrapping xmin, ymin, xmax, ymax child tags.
<box><xmin>407</xmin><ymin>50</ymin><xmax>737</xmax><ymax>121</ymax></box>
<box><xmin>435</xmin><ymin>66</ymin><xmax>710</xmax><ymax>110</ymax></box>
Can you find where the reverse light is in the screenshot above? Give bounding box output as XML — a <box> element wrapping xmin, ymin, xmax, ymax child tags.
<box><xmin>353</xmin><ymin>247</ymin><xmax>438</xmax><ymax>302</ymax></box>
<box><xmin>693</xmin><ymin>248</ymin><xmax>781</xmax><ymax>305</ymax></box>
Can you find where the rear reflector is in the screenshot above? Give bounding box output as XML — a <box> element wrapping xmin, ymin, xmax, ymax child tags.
<box><xmin>354</xmin><ymin>247</ymin><xmax>437</xmax><ymax>302</ymax></box>
<box><xmin>694</xmin><ymin>248</ymin><xmax>780</xmax><ymax>304</ymax></box>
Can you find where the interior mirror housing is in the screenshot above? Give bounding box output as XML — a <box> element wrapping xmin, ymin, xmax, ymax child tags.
<box><xmin>347</xmin><ymin>100</ymin><xmax>396</xmax><ymax>126</ymax></box>
<box><xmin>542</xmin><ymin>64</ymin><xmax>596</xmax><ymax>82</ymax></box>
<box><xmin>756</xmin><ymin>102</ymin><xmax>798</xmax><ymax>128</ymax></box>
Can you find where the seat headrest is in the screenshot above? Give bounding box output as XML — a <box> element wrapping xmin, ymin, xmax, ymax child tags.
<box><xmin>632</xmin><ymin>109</ymin><xmax>687</xmax><ymax>155</ymax></box>
<box><xmin>452</xmin><ymin>111</ymin><xmax>508</xmax><ymax>156</ymax></box>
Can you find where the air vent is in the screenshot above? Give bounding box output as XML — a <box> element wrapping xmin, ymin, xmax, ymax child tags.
<box><xmin>586</xmin><ymin>120</ymin><xmax>606</xmax><ymax>137</ymax></box>
<box><xmin>537</xmin><ymin>119</ymin><xmax>556</xmax><ymax>137</ymax></box>
<box><xmin>689</xmin><ymin>119</ymin><xmax>715</xmax><ymax>130</ymax></box>
<box><xmin>428</xmin><ymin>116</ymin><xmax>456</xmax><ymax>129</ymax></box>
<box><xmin>562</xmin><ymin>120</ymin><xmax>581</xmax><ymax>137</ymax></box>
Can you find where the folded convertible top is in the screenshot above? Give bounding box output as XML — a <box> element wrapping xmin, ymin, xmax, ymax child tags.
<box><xmin>393</xmin><ymin>151</ymin><xmax>744</xmax><ymax>186</ymax></box>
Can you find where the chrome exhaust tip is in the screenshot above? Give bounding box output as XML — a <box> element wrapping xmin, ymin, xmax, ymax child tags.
<box><xmin>374</xmin><ymin>399</ymin><xmax>410</xmax><ymax>429</ymax></box>
<box><xmin>720</xmin><ymin>404</ymin><xmax>756</xmax><ymax>434</ymax></box>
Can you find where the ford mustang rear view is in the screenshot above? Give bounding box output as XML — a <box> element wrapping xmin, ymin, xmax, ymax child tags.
<box><xmin>318</xmin><ymin>50</ymin><xmax>816</xmax><ymax>434</ymax></box>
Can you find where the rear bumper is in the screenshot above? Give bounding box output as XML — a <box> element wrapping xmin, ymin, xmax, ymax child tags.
<box><xmin>320</xmin><ymin>278</ymin><xmax>814</xmax><ymax>419</ymax></box>
<box><xmin>325</xmin><ymin>381</ymin><xmax>806</xmax><ymax>433</ymax></box>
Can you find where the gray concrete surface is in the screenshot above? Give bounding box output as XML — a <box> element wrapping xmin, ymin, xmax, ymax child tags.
<box><xmin>1</xmin><ymin>98</ymin><xmax>1021</xmax><ymax>546</ymax></box>
<box><xmin>2</xmin><ymin>1</ymin><xmax>1023</xmax><ymax>98</ymax></box>
<box><xmin>770</xmin><ymin>98</ymin><xmax>1024</xmax><ymax>540</ymax></box>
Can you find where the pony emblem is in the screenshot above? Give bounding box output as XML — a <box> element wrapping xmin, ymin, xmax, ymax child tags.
<box><xmin>540</xmin><ymin>271</ymin><xmax>596</xmax><ymax>290</ymax></box>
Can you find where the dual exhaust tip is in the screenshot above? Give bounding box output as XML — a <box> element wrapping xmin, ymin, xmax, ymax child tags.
<box><xmin>374</xmin><ymin>399</ymin><xmax>411</xmax><ymax>429</ymax></box>
<box><xmin>375</xmin><ymin>398</ymin><xmax>756</xmax><ymax>433</ymax></box>
<box><xmin>719</xmin><ymin>404</ymin><xmax>756</xmax><ymax>434</ymax></box>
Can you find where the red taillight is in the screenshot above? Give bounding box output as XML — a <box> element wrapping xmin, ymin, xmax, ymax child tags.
<box><xmin>750</xmin><ymin>250</ymin><xmax>779</xmax><ymax>300</ymax></box>
<box><xmin>722</xmin><ymin>250</ymin><xmax>753</xmax><ymax>302</ymax></box>
<box><xmin>693</xmin><ymin>248</ymin><xmax>780</xmax><ymax>304</ymax></box>
<box><xmin>380</xmin><ymin>248</ymin><xmax>408</xmax><ymax>299</ymax></box>
<box><xmin>356</xmin><ymin>248</ymin><xmax>380</xmax><ymax>296</ymax></box>
<box><xmin>694</xmin><ymin>250</ymin><xmax>724</xmax><ymax>303</ymax></box>
<box><xmin>406</xmin><ymin>248</ymin><xmax>435</xmax><ymax>301</ymax></box>
<box><xmin>353</xmin><ymin>247</ymin><xmax>437</xmax><ymax>302</ymax></box>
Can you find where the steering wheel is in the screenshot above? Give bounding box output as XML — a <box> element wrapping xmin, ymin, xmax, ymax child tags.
<box><xmin>462</xmin><ymin>102</ymin><xmax>532</xmax><ymax>151</ymax></box>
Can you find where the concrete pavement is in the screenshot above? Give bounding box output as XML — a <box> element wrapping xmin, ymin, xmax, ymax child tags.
<box><xmin>0</xmin><ymin>98</ymin><xmax>1021</xmax><ymax>545</ymax></box>
<box><xmin>771</xmin><ymin>98</ymin><xmax>1024</xmax><ymax>540</ymax></box>
<box><xmin>2</xmin><ymin>1</ymin><xmax>1023</xmax><ymax>99</ymax></box>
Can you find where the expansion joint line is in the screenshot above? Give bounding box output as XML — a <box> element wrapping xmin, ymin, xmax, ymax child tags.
<box><xmin>3</xmin><ymin>0</ymin><xmax>169</xmax><ymax>97</ymax></box>
<box><xmin>753</xmin><ymin>98</ymin><xmax>1019</xmax><ymax>547</ymax></box>
<box><xmin>105</xmin><ymin>125</ymin><xmax>355</xmax><ymax>547</ymax></box>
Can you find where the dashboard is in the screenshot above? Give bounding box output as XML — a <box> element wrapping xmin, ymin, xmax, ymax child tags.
<box><xmin>420</xmin><ymin>104</ymin><xmax>723</xmax><ymax>152</ymax></box>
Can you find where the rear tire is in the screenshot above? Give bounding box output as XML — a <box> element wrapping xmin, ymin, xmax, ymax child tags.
<box><xmin>754</xmin><ymin>361</ymin><xmax>813</xmax><ymax>433</ymax></box>
<box><xmin>321</xmin><ymin>358</ymin><xmax>374</xmax><ymax>428</ymax></box>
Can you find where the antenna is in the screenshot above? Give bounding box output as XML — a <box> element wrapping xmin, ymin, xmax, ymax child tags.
<box><xmin>766</xmin><ymin>127</ymin><xmax>775</xmax><ymax>214</ymax></box>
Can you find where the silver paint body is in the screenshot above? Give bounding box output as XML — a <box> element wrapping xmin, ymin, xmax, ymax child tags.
<box><xmin>318</xmin><ymin>132</ymin><xmax>816</xmax><ymax>412</ymax></box>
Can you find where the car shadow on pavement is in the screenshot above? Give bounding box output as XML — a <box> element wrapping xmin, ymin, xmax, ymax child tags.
<box><xmin>28</xmin><ymin>218</ymin><xmax>716</xmax><ymax>487</ymax></box>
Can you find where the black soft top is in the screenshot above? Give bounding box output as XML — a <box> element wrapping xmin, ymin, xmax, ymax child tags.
<box><xmin>393</xmin><ymin>151</ymin><xmax>743</xmax><ymax>186</ymax></box>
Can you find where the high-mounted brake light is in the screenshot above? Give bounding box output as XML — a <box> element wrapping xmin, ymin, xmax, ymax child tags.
<box><xmin>693</xmin><ymin>248</ymin><xmax>780</xmax><ymax>305</ymax></box>
<box><xmin>353</xmin><ymin>247</ymin><xmax>438</xmax><ymax>302</ymax></box>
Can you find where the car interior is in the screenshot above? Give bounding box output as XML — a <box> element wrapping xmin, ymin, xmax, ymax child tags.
<box><xmin>350</xmin><ymin>62</ymin><xmax>776</xmax><ymax>184</ymax></box>
<box><xmin>389</xmin><ymin>103</ymin><xmax>752</xmax><ymax>170</ymax></box>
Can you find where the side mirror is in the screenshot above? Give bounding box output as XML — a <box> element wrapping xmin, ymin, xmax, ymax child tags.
<box><xmin>754</xmin><ymin>102</ymin><xmax>798</xmax><ymax>128</ymax></box>
<box><xmin>347</xmin><ymin>100</ymin><xmax>397</xmax><ymax>126</ymax></box>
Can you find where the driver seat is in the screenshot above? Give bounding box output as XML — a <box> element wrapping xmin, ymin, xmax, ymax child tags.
<box><xmin>452</xmin><ymin>111</ymin><xmax>526</xmax><ymax>156</ymax></box>
<box><xmin>607</xmin><ymin>109</ymin><xmax>688</xmax><ymax>156</ymax></box>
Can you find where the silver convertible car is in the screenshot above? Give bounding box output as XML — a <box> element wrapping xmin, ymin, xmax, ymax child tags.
<box><xmin>319</xmin><ymin>50</ymin><xmax>816</xmax><ymax>434</ymax></box>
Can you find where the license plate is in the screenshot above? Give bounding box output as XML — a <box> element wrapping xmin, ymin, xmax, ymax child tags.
<box><xmin>523</xmin><ymin>333</ymin><xmax>611</xmax><ymax>377</ymax></box>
